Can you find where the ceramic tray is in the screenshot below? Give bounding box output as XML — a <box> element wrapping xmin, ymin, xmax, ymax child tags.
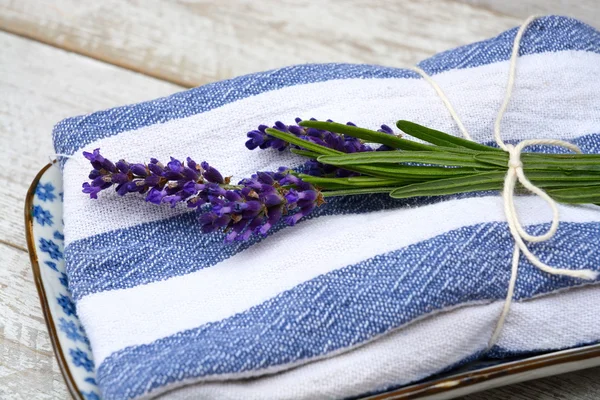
<box><xmin>25</xmin><ymin>162</ymin><xmax>600</xmax><ymax>400</ymax></box>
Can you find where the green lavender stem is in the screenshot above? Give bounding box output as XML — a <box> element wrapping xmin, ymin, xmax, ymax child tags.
<box><xmin>268</xmin><ymin>120</ymin><xmax>600</xmax><ymax>205</ymax></box>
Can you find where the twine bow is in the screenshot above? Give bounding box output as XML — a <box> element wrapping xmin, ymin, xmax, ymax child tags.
<box><xmin>411</xmin><ymin>15</ymin><xmax>598</xmax><ymax>348</ymax></box>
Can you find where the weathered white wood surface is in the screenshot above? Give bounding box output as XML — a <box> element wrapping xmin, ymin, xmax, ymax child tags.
<box><xmin>461</xmin><ymin>0</ymin><xmax>600</xmax><ymax>27</ymax></box>
<box><xmin>0</xmin><ymin>1</ymin><xmax>599</xmax><ymax>399</ymax></box>
<box><xmin>0</xmin><ymin>32</ymin><xmax>180</xmax><ymax>251</ymax></box>
<box><xmin>0</xmin><ymin>0</ymin><xmax>521</xmax><ymax>87</ymax></box>
<box><xmin>0</xmin><ymin>244</ymin><xmax>68</xmax><ymax>399</ymax></box>
<box><xmin>0</xmin><ymin>32</ymin><xmax>180</xmax><ymax>399</ymax></box>
<box><xmin>3</xmin><ymin>0</ymin><xmax>596</xmax><ymax>89</ymax></box>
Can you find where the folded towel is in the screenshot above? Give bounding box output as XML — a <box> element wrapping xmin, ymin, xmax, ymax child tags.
<box><xmin>53</xmin><ymin>15</ymin><xmax>600</xmax><ymax>400</ymax></box>
<box><xmin>156</xmin><ymin>284</ymin><xmax>600</xmax><ymax>400</ymax></box>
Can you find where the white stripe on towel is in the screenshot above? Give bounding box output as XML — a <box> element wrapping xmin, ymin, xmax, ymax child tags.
<box><xmin>78</xmin><ymin>195</ymin><xmax>600</xmax><ymax>365</ymax></box>
<box><xmin>63</xmin><ymin>50</ymin><xmax>600</xmax><ymax>244</ymax></box>
<box><xmin>156</xmin><ymin>284</ymin><xmax>600</xmax><ymax>400</ymax></box>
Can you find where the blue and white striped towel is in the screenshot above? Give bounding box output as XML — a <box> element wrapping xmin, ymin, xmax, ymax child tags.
<box><xmin>54</xmin><ymin>16</ymin><xmax>600</xmax><ymax>400</ymax></box>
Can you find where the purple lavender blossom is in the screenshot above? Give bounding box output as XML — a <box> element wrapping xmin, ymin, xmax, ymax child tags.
<box><xmin>245</xmin><ymin>118</ymin><xmax>372</xmax><ymax>154</ymax></box>
<box><xmin>376</xmin><ymin>124</ymin><xmax>397</xmax><ymax>151</ymax></box>
<box><xmin>197</xmin><ymin>169</ymin><xmax>324</xmax><ymax>243</ymax></box>
<box><xmin>82</xmin><ymin>149</ymin><xmax>323</xmax><ymax>243</ymax></box>
<box><xmin>246</xmin><ymin>118</ymin><xmax>399</xmax><ymax>177</ymax></box>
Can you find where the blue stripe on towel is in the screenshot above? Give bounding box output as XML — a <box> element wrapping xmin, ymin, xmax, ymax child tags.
<box><xmin>419</xmin><ymin>15</ymin><xmax>600</xmax><ymax>74</ymax></box>
<box><xmin>52</xmin><ymin>16</ymin><xmax>600</xmax><ymax>157</ymax></box>
<box><xmin>65</xmin><ymin>190</ymin><xmax>465</xmax><ymax>301</ymax></box>
<box><xmin>64</xmin><ymin>133</ymin><xmax>600</xmax><ymax>300</ymax></box>
<box><xmin>95</xmin><ymin>221</ymin><xmax>600</xmax><ymax>399</ymax></box>
<box><xmin>487</xmin><ymin>339</ymin><xmax>600</xmax><ymax>359</ymax></box>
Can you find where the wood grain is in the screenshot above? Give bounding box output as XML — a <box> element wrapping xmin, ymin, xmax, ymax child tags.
<box><xmin>458</xmin><ymin>0</ymin><xmax>600</xmax><ymax>27</ymax></box>
<box><xmin>0</xmin><ymin>0</ymin><xmax>522</xmax><ymax>87</ymax></box>
<box><xmin>0</xmin><ymin>31</ymin><xmax>179</xmax><ymax>399</ymax></box>
<box><xmin>0</xmin><ymin>243</ymin><xmax>68</xmax><ymax>399</ymax></box>
<box><xmin>0</xmin><ymin>31</ymin><xmax>181</xmax><ymax>251</ymax></box>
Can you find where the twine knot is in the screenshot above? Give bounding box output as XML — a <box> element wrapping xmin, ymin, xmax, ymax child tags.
<box><xmin>506</xmin><ymin>145</ymin><xmax>523</xmax><ymax>169</ymax></box>
<box><xmin>500</xmin><ymin>138</ymin><xmax>595</xmax><ymax>279</ymax></box>
<box><xmin>411</xmin><ymin>14</ymin><xmax>598</xmax><ymax>350</ymax></box>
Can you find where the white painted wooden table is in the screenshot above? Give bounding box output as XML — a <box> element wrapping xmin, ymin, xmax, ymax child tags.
<box><xmin>1</xmin><ymin>1</ymin><xmax>599</xmax><ymax>398</ymax></box>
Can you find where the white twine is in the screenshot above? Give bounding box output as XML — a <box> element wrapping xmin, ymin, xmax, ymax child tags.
<box><xmin>410</xmin><ymin>14</ymin><xmax>599</xmax><ymax>349</ymax></box>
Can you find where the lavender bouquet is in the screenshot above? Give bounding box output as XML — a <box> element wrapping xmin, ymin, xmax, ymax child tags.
<box><xmin>82</xmin><ymin>119</ymin><xmax>600</xmax><ymax>243</ymax></box>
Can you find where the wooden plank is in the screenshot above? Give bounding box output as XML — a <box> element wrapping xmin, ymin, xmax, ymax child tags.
<box><xmin>0</xmin><ymin>243</ymin><xmax>68</xmax><ymax>399</ymax></box>
<box><xmin>0</xmin><ymin>0</ymin><xmax>522</xmax><ymax>88</ymax></box>
<box><xmin>0</xmin><ymin>31</ymin><xmax>182</xmax><ymax>250</ymax></box>
<box><xmin>0</xmin><ymin>33</ymin><xmax>179</xmax><ymax>398</ymax></box>
<box><xmin>459</xmin><ymin>0</ymin><xmax>600</xmax><ymax>27</ymax></box>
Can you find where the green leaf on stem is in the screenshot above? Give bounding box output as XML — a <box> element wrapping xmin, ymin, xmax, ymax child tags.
<box><xmin>395</xmin><ymin>120</ymin><xmax>503</xmax><ymax>153</ymax></box>
<box><xmin>389</xmin><ymin>172</ymin><xmax>505</xmax><ymax>198</ymax></box>
<box><xmin>265</xmin><ymin>128</ymin><xmax>341</xmax><ymax>156</ymax></box>
<box><xmin>298</xmin><ymin>120</ymin><xmax>438</xmax><ymax>152</ymax></box>
<box><xmin>354</xmin><ymin>164</ymin><xmax>484</xmax><ymax>179</ymax></box>
<box><xmin>318</xmin><ymin>151</ymin><xmax>503</xmax><ymax>169</ymax></box>
<box><xmin>321</xmin><ymin>187</ymin><xmax>397</xmax><ymax>197</ymax></box>
<box><xmin>299</xmin><ymin>174</ymin><xmax>413</xmax><ymax>188</ymax></box>
<box><xmin>290</xmin><ymin>148</ymin><xmax>321</xmax><ymax>159</ymax></box>
<box><xmin>546</xmin><ymin>186</ymin><xmax>600</xmax><ymax>203</ymax></box>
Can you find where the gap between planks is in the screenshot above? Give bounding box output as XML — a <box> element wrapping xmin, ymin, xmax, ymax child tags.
<box><xmin>0</xmin><ymin>0</ymin><xmax>523</xmax><ymax>88</ymax></box>
<box><xmin>0</xmin><ymin>238</ymin><xmax>27</xmax><ymax>253</ymax></box>
<box><xmin>0</xmin><ymin>31</ymin><xmax>181</xmax><ymax>250</ymax></box>
<box><xmin>0</xmin><ymin>26</ymin><xmax>194</xmax><ymax>88</ymax></box>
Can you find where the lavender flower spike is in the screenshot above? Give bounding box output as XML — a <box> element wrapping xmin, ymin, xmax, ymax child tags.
<box><xmin>246</xmin><ymin>118</ymin><xmax>401</xmax><ymax>177</ymax></box>
<box><xmin>82</xmin><ymin>149</ymin><xmax>323</xmax><ymax>243</ymax></box>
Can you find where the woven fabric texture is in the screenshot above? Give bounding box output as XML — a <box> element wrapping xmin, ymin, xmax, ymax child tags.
<box><xmin>53</xmin><ymin>16</ymin><xmax>600</xmax><ymax>400</ymax></box>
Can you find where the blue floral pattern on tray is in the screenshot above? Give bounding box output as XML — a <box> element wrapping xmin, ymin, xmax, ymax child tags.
<box><xmin>30</xmin><ymin>164</ymin><xmax>100</xmax><ymax>399</ymax></box>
